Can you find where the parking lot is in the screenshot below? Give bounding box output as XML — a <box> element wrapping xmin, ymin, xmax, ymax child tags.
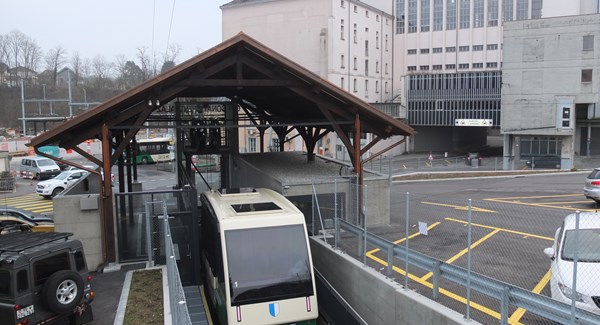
<box><xmin>353</xmin><ymin>172</ymin><xmax>598</xmax><ymax>324</ymax></box>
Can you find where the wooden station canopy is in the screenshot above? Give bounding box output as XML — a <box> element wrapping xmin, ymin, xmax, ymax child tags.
<box><xmin>27</xmin><ymin>32</ymin><xmax>415</xmax><ymax>263</ymax></box>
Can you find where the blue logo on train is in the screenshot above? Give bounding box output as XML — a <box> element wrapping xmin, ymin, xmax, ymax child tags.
<box><xmin>269</xmin><ymin>303</ymin><xmax>280</xmax><ymax>317</ymax></box>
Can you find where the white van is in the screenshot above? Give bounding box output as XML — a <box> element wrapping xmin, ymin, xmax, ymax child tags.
<box><xmin>19</xmin><ymin>157</ymin><xmax>61</xmax><ymax>180</ymax></box>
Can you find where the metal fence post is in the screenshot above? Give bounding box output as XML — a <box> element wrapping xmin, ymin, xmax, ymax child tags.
<box><xmin>363</xmin><ymin>185</ymin><xmax>368</xmax><ymax>266</ymax></box>
<box><xmin>432</xmin><ymin>261</ymin><xmax>440</xmax><ymax>300</ymax></box>
<box><xmin>500</xmin><ymin>285</ymin><xmax>509</xmax><ymax>325</ymax></box>
<box><xmin>571</xmin><ymin>210</ymin><xmax>581</xmax><ymax>323</ymax></box>
<box><xmin>405</xmin><ymin>192</ymin><xmax>410</xmax><ymax>289</ymax></box>
<box><xmin>144</xmin><ymin>201</ymin><xmax>156</xmax><ymax>267</ymax></box>
<box><xmin>466</xmin><ymin>199</ymin><xmax>472</xmax><ymax>321</ymax></box>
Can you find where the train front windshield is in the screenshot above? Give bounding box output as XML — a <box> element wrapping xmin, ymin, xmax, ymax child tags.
<box><xmin>225</xmin><ymin>224</ymin><xmax>313</xmax><ymax>306</ymax></box>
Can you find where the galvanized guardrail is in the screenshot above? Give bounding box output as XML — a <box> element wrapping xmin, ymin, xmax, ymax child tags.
<box><xmin>333</xmin><ymin>218</ymin><xmax>600</xmax><ymax>325</ymax></box>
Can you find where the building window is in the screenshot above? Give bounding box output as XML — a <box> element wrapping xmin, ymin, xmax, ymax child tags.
<box><xmin>433</xmin><ymin>0</ymin><xmax>443</xmax><ymax>31</ymax></box>
<box><xmin>353</xmin><ymin>57</ymin><xmax>357</xmax><ymax>70</ymax></box>
<box><xmin>385</xmin><ymin>63</ymin><xmax>389</xmax><ymax>74</ymax></box>
<box><xmin>583</xmin><ymin>35</ymin><xmax>594</xmax><ymax>51</ymax></box>
<box><xmin>354</xmin><ymin>5</ymin><xmax>357</xmax><ymax>13</ymax></box>
<box><xmin>376</xmin><ymin>61</ymin><xmax>379</xmax><ymax>73</ymax></box>
<box><xmin>376</xmin><ymin>14</ymin><xmax>380</xmax><ymax>22</ymax></box>
<box><xmin>503</xmin><ymin>0</ymin><xmax>514</xmax><ymax>21</ymax></box>
<box><xmin>473</xmin><ymin>63</ymin><xmax>483</xmax><ymax>68</ymax></box>
<box><xmin>375</xmin><ymin>80</ymin><xmax>379</xmax><ymax>93</ymax></box>
<box><xmin>447</xmin><ymin>0</ymin><xmax>457</xmax><ymax>30</ymax></box>
<box><xmin>446</xmin><ymin>64</ymin><xmax>456</xmax><ymax>70</ymax></box>
<box><xmin>341</xmin><ymin>19</ymin><xmax>345</xmax><ymax>40</ymax></box>
<box><xmin>407</xmin><ymin>66</ymin><xmax>417</xmax><ymax>71</ymax></box>
<box><xmin>365</xmin><ymin>40</ymin><xmax>369</xmax><ymax>56</ymax></box>
<box><xmin>532</xmin><ymin>0</ymin><xmax>542</xmax><ymax>18</ymax></box>
<box><xmin>446</xmin><ymin>46</ymin><xmax>456</xmax><ymax>53</ymax></box>
<box><xmin>248</xmin><ymin>138</ymin><xmax>257</xmax><ymax>153</ymax></box>
<box><xmin>488</xmin><ymin>0</ymin><xmax>498</xmax><ymax>26</ymax></box>
<box><xmin>516</xmin><ymin>0</ymin><xmax>528</xmax><ymax>20</ymax></box>
<box><xmin>365</xmin><ymin>60</ymin><xmax>369</xmax><ymax>75</ymax></box>
<box><xmin>420</xmin><ymin>65</ymin><xmax>429</xmax><ymax>71</ymax></box>
<box><xmin>459</xmin><ymin>46</ymin><xmax>470</xmax><ymax>52</ymax></box>
<box><xmin>341</xmin><ymin>77</ymin><xmax>345</xmax><ymax>89</ymax></box>
<box><xmin>366</xmin><ymin>10</ymin><xmax>369</xmax><ymax>17</ymax></box>
<box><xmin>385</xmin><ymin>81</ymin><xmax>389</xmax><ymax>93</ymax></box>
<box><xmin>582</xmin><ymin>69</ymin><xmax>593</xmax><ymax>83</ymax></box>
<box><xmin>458</xmin><ymin>63</ymin><xmax>469</xmax><ymax>69</ymax></box>
<box><xmin>353</xmin><ymin>78</ymin><xmax>358</xmax><ymax>92</ymax></box>
<box><xmin>487</xmin><ymin>43</ymin><xmax>498</xmax><ymax>50</ymax></box>
<box><xmin>385</xmin><ymin>34</ymin><xmax>389</xmax><ymax>51</ymax></box>
<box><xmin>408</xmin><ymin>49</ymin><xmax>417</xmax><ymax>55</ymax></box>
<box><xmin>397</xmin><ymin>0</ymin><xmax>405</xmax><ymax>34</ymax></box>
<box><xmin>474</xmin><ymin>0</ymin><xmax>484</xmax><ymax>27</ymax></box>
<box><xmin>486</xmin><ymin>62</ymin><xmax>498</xmax><ymax>68</ymax></box>
<box><xmin>432</xmin><ymin>64</ymin><xmax>443</xmax><ymax>70</ymax></box>
<box><xmin>433</xmin><ymin>47</ymin><xmax>443</xmax><ymax>53</ymax></box>
<box><xmin>408</xmin><ymin>0</ymin><xmax>417</xmax><ymax>33</ymax></box>
<box><xmin>376</xmin><ymin>31</ymin><xmax>380</xmax><ymax>48</ymax></box>
<box><xmin>460</xmin><ymin>0</ymin><xmax>470</xmax><ymax>29</ymax></box>
<box><xmin>365</xmin><ymin>80</ymin><xmax>369</xmax><ymax>96</ymax></box>
<box><xmin>420</xmin><ymin>48</ymin><xmax>430</xmax><ymax>54</ymax></box>
<box><xmin>473</xmin><ymin>45</ymin><xmax>483</xmax><ymax>51</ymax></box>
<box><xmin>353</xmin><ymin>24</ymin><xmax>357</xmax><ymax>43</ymax></box>
<box><xmin>341</xmin><ymin>54</ymin><xmax>345</xmax><ymax>68</ymax></box>
<box><xmin>341</xmin><ymin>0</ymin><xmax>345</xmax><ymax>7</ymax></box>
<box><xmin>421</xmin><ymin>0</ymin><xmax>430</xmax><ymax>32</ymax></box>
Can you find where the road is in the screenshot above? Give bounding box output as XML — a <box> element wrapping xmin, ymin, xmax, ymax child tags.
<box><xmin>357</xmin><ymin>172</ymin><xmax>597</xmax><ymax>324</ymax></box>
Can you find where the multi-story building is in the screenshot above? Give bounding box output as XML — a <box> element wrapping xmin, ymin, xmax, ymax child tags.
<box><xmin>502</xmin><ymin>13</ymin><xmax>600</xmax><ymax>169</ymax></box>
<box><xmin>222</xmin><ymin>0</ymin><xmax>599</xmax><ymax>159</ymax></box>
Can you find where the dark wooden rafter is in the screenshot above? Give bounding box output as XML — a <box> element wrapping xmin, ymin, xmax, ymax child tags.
<box><xmin>362</xmin><ymin>137</ymin><xmax>407</xmax><ymax>165</ymax></box>
<box><xmin>360</xmin><ymin>135</ymin><xmax>383</xmax><ymax>156</ymax></box>
<box><xmin>296</xmin><ymin>126</ymin><xmax>330</xmax><ymax>161</ymax></box>
<box><xmin>109</xmin><ymin>108</ymin><xmax>155</xmax><ymax>165</ymax></box>
<box><xmin>316</xmin><ymin>103</ymin><xmax>354</xmax><ymax>157</ymax></box>
<box><xmin>71</xmin><ymin>146</ymin><xmax>103</xmax><ymax>166</ymax></box>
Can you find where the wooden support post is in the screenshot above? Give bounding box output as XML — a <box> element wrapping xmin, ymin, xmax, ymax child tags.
<box><xmin>101</xmin><ymin>124</ymin><xmax>116</xmax><ymax>263</ymax></box>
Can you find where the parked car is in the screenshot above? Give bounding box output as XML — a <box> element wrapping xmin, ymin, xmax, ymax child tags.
<box><xmin>584</xmin><ymin>168</ymin><xmax>600</xmax><ymax>203</ymax></box>
<box><xmin>0</xmin><ymin>208</ymin><xmax>53</xmax><ymax>224</ymax></box>
<box><xmin>0</xmin><ymin>232</ymin><xmax>94</xmax><ymax>324</ymax></box>
<box><xmin>19</xmin><ymin>156</ymin><xmax>61</xmax><ymax>180</ymax></box>
<box><xmin>525</xmin><ymin>155</ymin><xmax>561</xmax><ymax>169</ymax></box>
<box><xmin>0</xmin><ymin>216</ymin><xmax>54</xmax><ymax>234</ymax></box>
<box><xmin>543</xmin><ymin>212</ymin><xmax>600</xmax><ymax>314</ymax></box>
<box><xmin>465</xmin><ymin>152</ymin><xmax>483</xmax><ymax>166</ymax></box>
<box><xmin>36</xmin><ymin>169</ymin><xmax>89</xmax><ymax>199</ymax></box>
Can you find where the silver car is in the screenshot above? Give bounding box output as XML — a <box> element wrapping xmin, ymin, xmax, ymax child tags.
<box><xmin>584</xmin><ymin>168</ymin><xmax>600</xmax><ymax>203</ymax></box>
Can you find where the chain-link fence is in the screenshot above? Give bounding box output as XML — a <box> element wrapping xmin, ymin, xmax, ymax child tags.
<box><xmin>363</xmin><ymin>155</ymin><xmax>522</xmax><ymax>175</ymax></box>
<box><xmin>311</xmin><ymin>183</ymin><xmax>600</xmax><ymax>324</ymax></box>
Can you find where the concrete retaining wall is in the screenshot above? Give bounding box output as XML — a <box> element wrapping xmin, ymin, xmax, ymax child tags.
<box><xmin>311</xmin><ymin>238</ymin><xmax>478</xmax><ymax>325</ymax></box>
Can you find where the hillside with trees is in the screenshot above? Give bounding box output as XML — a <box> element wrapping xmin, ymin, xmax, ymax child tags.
<box><xmin>0</xmin><ymin>29</ymin><xmax>184</xmax><ymax>133</ymax></box>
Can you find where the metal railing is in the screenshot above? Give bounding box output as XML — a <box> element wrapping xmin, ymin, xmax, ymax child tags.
<box><xmin>314</xmin><ymin>188</ymin><xmax>600</xmax><ymax>325</ymax></box>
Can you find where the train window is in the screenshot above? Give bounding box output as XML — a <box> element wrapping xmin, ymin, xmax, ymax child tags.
<box><xmin>225</xmin><ymin>224</ymin><xmax>313</xmax><ymax>306</ymax></box>
<box><xmin>231</xmin><ymin>202</ymin><xmax>281</xmax><ymax>213</ymax></box>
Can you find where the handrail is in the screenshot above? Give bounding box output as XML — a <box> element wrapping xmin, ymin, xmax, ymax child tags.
<box><xmin>337</xmin><ymin>219</ymin><xmax>600</xmax><ymax>325</ymax></box>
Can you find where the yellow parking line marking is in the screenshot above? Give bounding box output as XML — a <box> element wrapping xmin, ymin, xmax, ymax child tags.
<box><xmin>31</xmin><ymin>208</ymin><xmax>54</xmax><ymax>213</ymax></box>
<box><xmin>486</xmin><ymin>194</ymin><xmax>581</xmax><ymax>200</ymax></box>
<box><xmin>445</xmin><ymin>218</ymin><xmax>554</xmax><ymax>241</ymax></box>
<box><xmin>485</xmin><ymin>198</ymin><xmax>596</xmax><ymax>212</ymax></box>
<box><xmin>367</xmin><ymin>252</ymin><xmax>514</xmax><ymax>324</ymax></box>
<box><xmin>420</xmin><ymin>229</ymin><xmax>501</xmax><ymax>282</ymax></box>
<box><xmin>537</xmin><ymin>200</ymin><xmax>592</xmax><ymax>205</ymax></box>
<box><xmin>422</xmin><ymin>201</ymin><xmax>497</xmax><ymax>213</ymax></box>
<box><xmin>508</xmin><ymin>270</ymin><xmax>552</xmax><ymax>324</ymax></box>
<box><xmin>366</xmin><ymin>222</ymin><xmax>441</xmax><ymax>255</ymax></box>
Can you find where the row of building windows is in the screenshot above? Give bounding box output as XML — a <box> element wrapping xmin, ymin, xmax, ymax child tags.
<box><xmin>408</xmin><ymin>44</ymin><xmax>499</xmax><ymax>54</ymax></box>
<box><xmin>340</xmin><ymin>20</ymin><xmax>390</xmax><ymax>52</ymax></box>
<box><xmin>396</xmin><ymin>0</ymin><xmax>543</xmax><ymax>34</ymax></box>
<box><xmin>340</xmin><ymin>55</ymin><xmax>390</xmax><ymax>75</ymax></box>
<box><xmin>340</xmin><ymin>0</ymin><xmax>390</xmax><ymax>26</ymax></box>
<box><xmin>340</xmin><ymin>77</ymin><xmax>390</xmax><ymax>96</ymax></box>
<box><xmin>407</xmin><ymin>62</ymin><xmax>499</xmax><ymax>71</ymax></box>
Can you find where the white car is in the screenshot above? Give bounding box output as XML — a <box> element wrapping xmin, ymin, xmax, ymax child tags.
<box><xmin>36</xmin><ymin>169</ymin><xmax>89</xmax><ymax>198</ymax></box>
<box><xmin>544</xmin><ymin>212</ymin><xmax>600</xmax><ymax>314</ymax></box>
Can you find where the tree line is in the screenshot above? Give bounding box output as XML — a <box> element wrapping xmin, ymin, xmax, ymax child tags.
<box><xmin>0</xmin><ymin>29</ymin><xmax>183</xmax><ymax>91</ymax></box>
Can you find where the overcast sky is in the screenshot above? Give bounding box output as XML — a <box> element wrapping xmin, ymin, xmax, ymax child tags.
<box><xmin>1</xmin><ymin>1</ymin><xmax>229</xmax><ymax>64</ymax></box>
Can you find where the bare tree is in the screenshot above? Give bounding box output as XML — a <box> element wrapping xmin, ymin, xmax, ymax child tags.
<box><xmin>45</xmin><ymin>45</ymin><xmax>67</xmax><ymax>87</ymax></box>
<box><xmin>91</xmin><ymin>55</ymin><xmax>113</xmax><ymax>89</ymax></box>
<box><xmin>136</xmin><ymin>46</ymin><xmax>153</xmax><ymax>80</ymax></box>
<box><xmin>163</xmin><ymin>43</ymin><xmax>182</xmax><ymax>65</ymax></box>
<box><xmin>80</xmin><ymin>58</ymin><xmax>92</xmax><ymax>87</ymax></box>
<box><xmin>21</xmin><ymin>39</ymin><xmax>42</xmax><ymax>75</ymax></box>
<box><xmin>0</xmin><ymin>34</ymin><xmax>8</xmax><ymax>85</ymax></box>
<box><xmin>6</xmin><ymin>30</ymin><xmax>26</xmax><ymax>68</ymax></box>
<box><xmin>70</xmin><ymin>52</ymin><xmax>83</xmax><ymax>86</ymax></box>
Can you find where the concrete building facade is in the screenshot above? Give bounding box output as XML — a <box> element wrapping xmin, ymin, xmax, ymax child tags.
<box><xmin>222</xmin><ymin>0</ymin><xmax>600</xmax><ymax>157</ymax></box>
<box><xmin>502</xmin><ymin>13</ymin><xmax>600</xmax><ymax>169</ymax></box>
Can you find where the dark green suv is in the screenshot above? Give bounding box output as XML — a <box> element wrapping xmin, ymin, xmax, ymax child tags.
<box><xmin>0</xmin><ymin>232</ymin><xmax>94</xmax><ymax>324</ymax></box>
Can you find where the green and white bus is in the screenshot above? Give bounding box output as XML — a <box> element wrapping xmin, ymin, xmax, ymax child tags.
<box><xmin>134</xmin><ymin>137</ymin><xmax>173</xmax><ymax>164</ymax></box>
